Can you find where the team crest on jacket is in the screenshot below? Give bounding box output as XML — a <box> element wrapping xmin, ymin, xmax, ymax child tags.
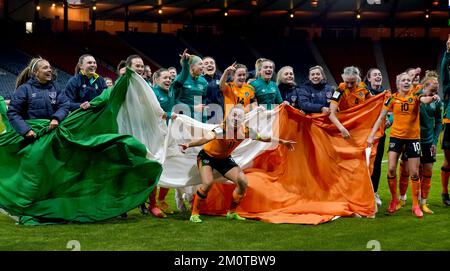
<box><xmin>326</xmin><ymin>92</ymin><xmax>332</xmax><ymax>98</ymax></box>
<box><xmin>359</xmin><ymin>92</ymin><xmax>364</xmax><ymax>97</ymax></box>
<box><xmin>49</xmin><ymin>92</ymin><xmax>57</xmax><ymax>104</ymax></box>
<box><xmin>291</xmin><ymin>96</ymin><xmax>297</xmax><ymax>102</ymax></box>
<box><xmin>408</xmin><ymin>98</ymin><xmax>413</xmax><ymax>103</ymax></box>
<box><xmin>245</xmin><ymin>92</ymin><xmax>250</xmax><ymax>97</ymax></box>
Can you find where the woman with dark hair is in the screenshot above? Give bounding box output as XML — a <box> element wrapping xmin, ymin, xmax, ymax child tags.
<box><xmin>7</xmin><ymin>58</ymin><xmax>69</xmax><ymax>140</ymax></box>
<box><xmin>203</xmin><ymin>56</ymin><xmax>223</xmax><ymax>124</ymax></box>
<box><xmin>363</xmin><ymin>68</ymin><xmax>391</xmax><ymax>208</ymax></box>
<box><xmin>65</xmin><ymin>54</ymin><xmax>108</xmax><ymax>111</ymax></box>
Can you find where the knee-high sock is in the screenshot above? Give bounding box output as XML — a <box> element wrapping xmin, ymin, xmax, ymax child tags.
<box><xmin>229</xmin><ymin>190</ymin><xmax>245</xmax><ymax>213</ymax></box>
<box><xmin>158</xmin><ymin>187</ymin><xmax>170</xmax><ymax>201</ymax></box>
<box><xmin>399</xmin><ymin>174</ymin><xmax>409</xmax><ymax>197</ymax></box>
<box><xmin>441</xmin><ymin>167</ymin><xmax>450</xmax><ymax>194</ymax></box>
<box><xmin>388</xmin><ymin>176</ymin><xmax>397</xmax><ymax>201</ymax></box>
<box><xmin>421</xmin><ymin>175</ymin><xmax>432</xmax><ymax>201</ymax></box>
<box><xmin>411</xmin><ymin>176</ymin><xmax>420</xmax><ymax>207</ymax></box>
<box><xmin>191</xmin><ymin>188</ymin><xmax>207</xmax><ymax>216</ymax></box>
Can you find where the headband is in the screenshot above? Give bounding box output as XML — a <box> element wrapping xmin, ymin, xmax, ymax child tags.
<box><xmin>31</xmin><ymin>59</ymin><xmax>44</xmax><ymax>73</ymax></box>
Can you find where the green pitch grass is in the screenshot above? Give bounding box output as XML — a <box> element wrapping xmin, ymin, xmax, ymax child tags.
<box><xmin>1</xmin><ymin>146</ymin><xmax>449</xmax><ymax>251</ymax></box>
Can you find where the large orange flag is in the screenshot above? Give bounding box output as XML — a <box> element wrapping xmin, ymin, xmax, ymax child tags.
<box><xmin>200</xmin><ymin>93</ymin><xmax>386</xmax><ymax>224</ymax></box>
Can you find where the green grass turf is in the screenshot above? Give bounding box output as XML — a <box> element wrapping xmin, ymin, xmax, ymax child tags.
<box><xmin>1</xmin><ymin>142</ymin><xmax>450</xmax><ymax>251</ymax></box>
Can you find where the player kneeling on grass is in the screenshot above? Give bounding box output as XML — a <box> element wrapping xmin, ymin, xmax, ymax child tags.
<box><xmin>180</xmin><ymin>106</ymin><xmax>296</xmax><ymax>223</ymax></box>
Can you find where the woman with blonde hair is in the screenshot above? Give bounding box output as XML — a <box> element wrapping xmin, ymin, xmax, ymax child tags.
<box><xmin>249</xmin><ymin>58</ymin><xmax>283</xmax><ymax>110</ymax></box>
<box><xmin>298</xmin><ymin>65</ymin><xmax>334</xmax><ymax>114</ymax></box>
<box><xmin>276</xmin><ymin>66</ymin><xmax>301</xmax><ymax>109</ymax></box>
<box><xmin>329</xmin><ymin>66</ymin><xmax>371</xmax><ymax>139</ymax></box>
<box><xmin>171</xmin><ymin>49</ymin><xmax>208</xmax><ymax>123</ymax></box>
<box><xmin>7</xmin><ymin>58</ymin><xmax>69</xmax><ymax>140</ymax></box>
<box><xmin>367</xmin><ymin>72</ymin><xmax>440</xmax><ymax>218</ymax></box>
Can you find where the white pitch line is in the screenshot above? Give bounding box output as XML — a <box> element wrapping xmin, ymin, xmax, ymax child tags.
<box><xmin>382</xmin><ymin>153</ymin><xmax>444</xmax><ymax>163</ymax></box>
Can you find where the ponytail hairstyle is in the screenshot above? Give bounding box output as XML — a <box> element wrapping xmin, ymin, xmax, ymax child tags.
<box><xmin>254</xmin><ymin>58</ymin><xmax>267</xmax><ymax>79</ymax></box>
<box><xmin>256</xmin><ymin>58</ymin><xmax>275</xmax><ymax>80</ymax></box>
<box><xmin>75</xmin><ymin>54</ymin><xmax>94</xmax><ymax>75</ymax></box>
<box><xmin>15</xmin><ymin>57</ymin><xmax>46</xmax><ymax>89</ymax></box>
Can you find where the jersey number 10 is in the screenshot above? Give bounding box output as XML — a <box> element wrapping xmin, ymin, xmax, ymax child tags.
<box><xmin>401</xmin><ymin>103</ymin><xmax>409</xmax><ymax>112</ymax></box>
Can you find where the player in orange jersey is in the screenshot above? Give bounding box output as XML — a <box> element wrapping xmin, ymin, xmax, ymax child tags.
<box><xmin>220</xmin><ymin>62</ymin><xmax>256</xmax><ymax>119</ymax></box>
<box><xmin>329</xmin><ymin>66</ymin><xmax>371</xmax><ymax>139</ymax></box>
<box><xmin>367</xmin><ymin>72</ymin><xmax>440</xmax><ymax>218</ymax></box>
<box><xmin>180</xmin><ymin>106</ymin><xmax>296</xmax><ymax>223</ymax></box>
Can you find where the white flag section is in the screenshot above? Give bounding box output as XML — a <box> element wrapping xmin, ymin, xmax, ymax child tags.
<box><xmin>365</xmin><ymin>147</ymin><xmax>372</xmax><ymax>168</ymax></box>
<box><xmin>116</xmin><ymin>70</ymin><xmax>281</xmax><ymax>188</ymax></box>
<box><xmin>159</xmin><ymin>109</ymin><xmax>279</xmax><ymax>188</ymax></box>
<box><xmin>117</xmin><ymin>72</ymin><xmax>167</xmax><ymax>163</ymax></box>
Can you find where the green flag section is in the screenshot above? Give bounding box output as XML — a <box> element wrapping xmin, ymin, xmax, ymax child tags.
<box><xmin>0</xmin><ymin>69</ymin><xmax>162</xmax><ymax>225</ymax></box>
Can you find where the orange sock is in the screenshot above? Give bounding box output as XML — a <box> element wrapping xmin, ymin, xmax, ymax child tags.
<box><xmin>441</xmin><ymin>167</ymin><xmax>450</xmax><ymax>194</ymax></box>
<box><xmin>421</xmin><ymin>175</ymin><xmax>432</xmax><ymax>201</ymax></box>
<box><xmin>229</xmin><ymin>190</ymin><xmax>245</xmax><ymax>212</ymax></box>
<box><xmin>411</xmin><ymin>176</ymin><xmax>420</xmax><ymax>207</ymax></box>
<box><xmin>399</xmin><ymin>174</ymin><xmax>409</xmax><ymax>197</ymax></box>
<box><xmin>387</xmin><ymin>176</ymin><xmax>397</xmax><ymax>201</ymax></box>
<box><xmin>158</xmin><ymin>187</ymin><xmax>169</xmax><ymax>201</ymax></box>
<box><xmin>191</xmin><ymin>188</ymin><xmax>207</xmax><ymax>216</ymax></box>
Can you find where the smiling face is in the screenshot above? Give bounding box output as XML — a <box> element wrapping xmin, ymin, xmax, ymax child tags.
<box><xmin>168</xmin><ymin>68</ymin><xmax>177</xmax><ymax>81</ymax></box>
<box><xmin>191</xmin><ymin>60</ymin><xmax>204</xmax><ymax>77</ymax></box>
<box><xmin>34</xmin><ymin>60</ymin><xmax>52</xmax><ymax>83</ymax></box>
<box><xmin>105</xmin><ymin>78</ymin><xmax>113</xmax><ymax>87</ymax></box>
<box><xmin>280</xmin><ymin>67</ymin><xmax>295</xmax><ymax>85</ymax></box>
<box><xmin>368</xmin><ymin>69</ymin><xmax>382</xmax><ymax>89</ymax></box>
<box><xmin>156</xmin><ymin>71</ymin><xmax>171</xmax><ymax>91</ymax></box>
<box><xmin>260</xmin><ymin>61</ymin><xmax>274</xmax><ymax>81</ymax></box>
<box><xmin>233</xmin><ymin>68</ymin><xmax>247</xmax><ymax>88</ymax></box>
<box><xmin>130</xmin><ymin>57</ymin><xmax>145</xmax><ymax>76</ymax></box>
<box><xmin>80</xmin><ymin>56</ymin><xmax>97</xmax><ymax>76</ymax></box>
<box><xmin>203</xmin><ymin>57</ymin><xmax>216</xmax><ymax>76</ymax></box>
<box><xmin>309</xmin><ymin>68</ymin><xmax>323</xmax><ymax>85</ymax></box>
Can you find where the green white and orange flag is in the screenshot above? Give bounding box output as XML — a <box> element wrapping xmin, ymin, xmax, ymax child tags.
<box><xmin>0</xmin><ymin>67</ymin><xmax>386</xmax><ymax>225</ymax></box>
<box><xmin>0</xmin><ymin>69</ymin><xmax>164</xmax><ymax>225</ymax></box>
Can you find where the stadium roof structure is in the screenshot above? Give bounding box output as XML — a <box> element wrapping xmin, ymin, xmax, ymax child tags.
<box><xmin>89</xmin><ymin>0</ymin><xmax>448</xmax><ymax>26</ymax></box>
